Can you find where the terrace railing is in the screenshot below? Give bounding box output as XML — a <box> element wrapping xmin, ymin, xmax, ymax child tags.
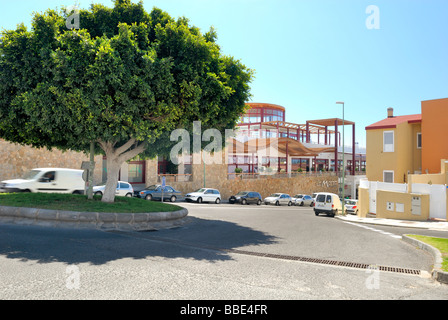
<box><xmin>227</xmin><ymin>171</ymin><xmax>338</xmax><ymax>180</ymax></box>
<box><xmin>157</xmin><ymin>174</ymin><xmax>193</xmax><ymax>183</ymax></box>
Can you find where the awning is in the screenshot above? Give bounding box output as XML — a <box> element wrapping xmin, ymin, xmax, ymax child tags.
<box><xmin>227</xmin><ymin>138</ymin><xmax>335</xmax><ymax>157</ymax></box>
<box><xmin>258</xmin><ymin>121</ymin><xmax>337</xmax><ymax>134</ymax></box>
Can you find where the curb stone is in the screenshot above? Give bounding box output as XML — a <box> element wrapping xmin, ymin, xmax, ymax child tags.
<box><xmin>402</xmin><ymin>235</ymin><xmax>448</xmax><ymax>285</ymax></box>
<box><xmin>0</xmin><ymin>206</ymin><xmax>189</xmax><ymax>232</ymax></box>
<box><xmin>335</xmin><ymin>215</ymin><xmax>448</xmax><ymax>231</ymax></box>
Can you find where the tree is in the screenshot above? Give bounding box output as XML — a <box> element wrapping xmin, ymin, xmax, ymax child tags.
<box><xmin>0</xmin><ymin>0</ymin><xmax>254</xmax><ymax>203</ymax></box>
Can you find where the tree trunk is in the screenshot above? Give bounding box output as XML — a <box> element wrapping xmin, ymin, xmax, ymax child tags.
<box><xmin>99</xmin><ymin>139</ymin><xmax>146</xmax><ymax>203</ymax></box>
<box><xmin>101</xmin><ymin>155</ymin><xmax>122</xmax><ymax>203</ymax></box>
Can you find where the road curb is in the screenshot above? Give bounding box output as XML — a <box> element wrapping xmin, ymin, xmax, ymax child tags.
<box><xmin>0</xmin><ymin>206</ymin><xmax>189</xmax><ymax>232</ymax></box>
<box><xmin>402</xmin><ymin>235</ymin><xmax>448</xmax><ymax>285</ymax></box>
<box><xmin>335</xmin><ymin>215</ymin><xmax>431</xmax><ymax>229</ymax></box>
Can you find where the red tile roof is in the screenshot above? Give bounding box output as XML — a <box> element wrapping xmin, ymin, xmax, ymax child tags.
<box><xmin>366</xmin><ymin>114</ymin><xmax>422</xmax><ymax>130</ymax></box>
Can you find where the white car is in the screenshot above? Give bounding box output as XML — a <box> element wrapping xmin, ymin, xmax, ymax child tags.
<box><xmin>93</xmin><ymin>181</ymin><xmax>134</xmax><ymax>198</ymax></box>
<box><xmin>185</xmin><ymin>188</ymin><xmax>221</xmax><ymax>204</ymax></box>
<box><xmin>292</xmin><ymin>194</ymin><xmax>314</xmax><ymax>207</ymax></box>
<box><xmin>264</xmin><ymin>193</ymin><xmax>292</xmax><ymax>206</ymax></box>
<box><xmin>345</xmin><ymin>199</ymin><xmax>359</xmax><ymax>215</ymax></box>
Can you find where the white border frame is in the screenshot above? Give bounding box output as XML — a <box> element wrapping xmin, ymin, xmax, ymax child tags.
<box><xmin>383</xmin><ymin>170</ymin><xmax>394</xmax><ymax>183</ymax></box>
<box><xmin>383</xmin><ymin>131</ymin><xmax>394</xmax><ymax>152</ymax></box>
<box><xmin>417</xmin><ymin>132</ymin><xmax>422</xmax><ymax>149</ymax></box>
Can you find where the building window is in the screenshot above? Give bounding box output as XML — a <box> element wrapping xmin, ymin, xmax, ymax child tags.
<box><xmin>417</xmin><ymin>133</ymin><xmax>422</xmax><ymax>149</ymax></box>
<box><xmin>263</xmin><ymin>109</ymin><xmax>284</xmax><ymax>123</ymax></box>
<box><xmin>103</xmin><ymin>156</ymin><xmax>146</xmax><ymax>184</ymax></box>
<box><xmin>383</xmin><ymin>170</ymin><xmax>394</xmax><ymax>183</ymax></box>
<box><xmin>128</xmin><ymin>163</ymin><xmax>145</xmax><ymax>184</ymax></box>
<box><xmin>383</xmin><ymin>131</ymin><xmax>394</xmax><ymax>152</ymax></box>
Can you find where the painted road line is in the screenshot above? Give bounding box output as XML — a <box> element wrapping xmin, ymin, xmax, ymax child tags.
<box><xmin>343</xmin><ymin>221</ymin><xmax>402</xmax><ymax>240</ymax></box>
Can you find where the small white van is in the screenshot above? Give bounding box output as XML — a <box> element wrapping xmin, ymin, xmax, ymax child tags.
<box><xmin>313</xmin><ymin>192</ymin><xmax>342</xmax><ymax>217</ymax></box>
<box><xmin>0</xmin><ymin>168</ymin><xmax>85</xmax><ymax>194</ymax></box>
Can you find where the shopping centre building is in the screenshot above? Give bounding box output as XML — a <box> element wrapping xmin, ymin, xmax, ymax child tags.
<box><xmin>0</xmin><ymin>102</ymin><xmax>366</xmax><ymax>199</ymax></box>
<box><xmin>229</xmin><ymin>103</ymin><xmax>365</xmax><ymax>175</ymax></box>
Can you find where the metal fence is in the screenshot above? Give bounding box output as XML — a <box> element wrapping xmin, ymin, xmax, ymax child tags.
<box><xmin>227</xmin><ymin>171</ymin><xmax>338</xmax><ymax>180</ymax></box>
<box><xmin>157</xmin><ymin>174</ymin><xmax>193</xmax><ymax>183</ymax></box>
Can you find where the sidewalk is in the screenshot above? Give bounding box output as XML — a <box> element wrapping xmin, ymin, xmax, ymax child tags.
<box><xmin>335</xmin><ymin>214</ymin><xmax>448</xmax><ymax>231</ymax></box>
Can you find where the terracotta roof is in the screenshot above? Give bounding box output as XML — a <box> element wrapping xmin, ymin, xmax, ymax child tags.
<box><xmin>246</xmin><ymin>102</ymin><xmax>285</xmax><ymax>111</ymax></box>
<box><xmin>366</xmin><ymin>114</ymin><xmax>422</xmax><ymax>130</ymax></box>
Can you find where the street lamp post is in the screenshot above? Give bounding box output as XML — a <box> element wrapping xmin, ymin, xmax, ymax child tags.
<box><xmin>336</xmin><ymin>102</ymin><xmax>346</xmax><ymax>214</ymax></box>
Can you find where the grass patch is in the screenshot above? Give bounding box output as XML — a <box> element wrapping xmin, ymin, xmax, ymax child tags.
<box><xmin>408</xmin><ymin>234</ymin><xmax>448</xmax><ymax>272</ymax></box>
<box><xmin>0</xmin><ymin>192</ymin><xmax>182</xmax><ymax>213</ymax></box>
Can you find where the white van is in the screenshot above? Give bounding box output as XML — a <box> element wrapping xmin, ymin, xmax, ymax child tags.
<box><xmin>313</xmin><ymin>192</ymin><xmax>342</xmax><ymax>217</ymax></box>
<box><xmin>0</xmin><ymin>168</ymin><xmax>85</xmax><ymax>194</ymax></box>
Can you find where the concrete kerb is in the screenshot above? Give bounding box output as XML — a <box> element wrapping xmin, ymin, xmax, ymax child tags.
<box><xmin>0</xmin><ymin>206</ymin><xmax>190</xmax><ymax>232</ymax></box>
<box><xmin>335</xmin><ymin>215</ymin><xmax>448</xmax><ymax>284</ymax></box>
<box><xmin>335</xmin><ymin>214</ymin><xmax>448</xmax><ymax>231</ymax></box>
<box><xmin>402</xmin><ymin>235</ymin><xmax>448</xmax><ymax>285</ymax></box>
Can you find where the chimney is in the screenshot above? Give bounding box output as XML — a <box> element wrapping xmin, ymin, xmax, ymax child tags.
<box><xmin>387</xmin><ymin>107</ymin><xmax>394</xmax><ymax>118</ymax></box>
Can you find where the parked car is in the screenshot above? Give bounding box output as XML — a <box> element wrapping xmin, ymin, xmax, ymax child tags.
<box><xmin>185</xmin><ymin>188</ymin><xmax>221</xmax><ymax>204</ymax></box>
<box><xmin>135</xmin><ymin>185</ymin><xmax>182</xmax><ymax>202</ymax></box>
<box><xmin>293</xmin><ymin>194</ymin><xmax>314</xmax><ymax>207</ymax></box>
<box><xmin>93</xmin><ymin>181</ymin><xmax>134</xmax><ymax>198</ymax></box>
<box><xmin>345</xmin><ymin>199</ymin><xmax>359</xmax><ymax>215</ymax></box>
<box><xmin>313</xmin><ymin>192</ymin><xmax>342</xmax><ymax>217</ymax></box>
<box><xmin>264</xmin><ymin>193</ymin><xmax>293</xmax><ymax>206</ymax></box>
<box><xmin>229</xmin><ymin>191</ymin><xmax>262</xmax><ymax>205</ymax></box>
<box><xmin>0</xmin><ymin>168</ymin><xmax>85</xmax><ymax>194</ymax></box>
<box><xmin>312</xmin><ymin>193</ymin><xmax>318</xmax><ymax>204</ymax></box>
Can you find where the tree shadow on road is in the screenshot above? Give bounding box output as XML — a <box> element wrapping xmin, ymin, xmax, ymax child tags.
<box><xmin>0</xmin><ymin>217</ymin><xmax>279</xmax><ymax>266</ymax></box>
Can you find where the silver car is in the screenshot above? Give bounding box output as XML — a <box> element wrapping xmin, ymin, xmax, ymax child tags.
<box><xmin>264</xmin><ymin>193</ymin><xmax>293</xmax><ymax>206</ymax></box>
<box><xmin>185</xmin><ymin>188</ymin><xmax>221</xmax><ymax>204</ymax></box>
<box><xmin>293</xmin><ymin>194</ymin><xmax>314</xmax><ymax>207</ymax></box>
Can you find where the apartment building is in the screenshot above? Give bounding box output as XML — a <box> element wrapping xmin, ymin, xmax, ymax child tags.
<box><xmin>359</xmin><ymin>98</ymin><xmax>448</xmax><ymax>221</ymax></box>
<box><xmin>365</xmin><ymin>108</ymin><xmax>422</xmax><ymax>183</ymax></box>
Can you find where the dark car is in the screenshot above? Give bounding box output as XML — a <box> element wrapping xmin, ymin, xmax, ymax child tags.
<box><xmin>229</xmin><ymin>191</ymin><xmax>262</xmax><ymax>205</ymax></box>
<box><xmin>135</xmin><ymin>185</ymin><xmax>182</xmax><ymax>202</ymax></box>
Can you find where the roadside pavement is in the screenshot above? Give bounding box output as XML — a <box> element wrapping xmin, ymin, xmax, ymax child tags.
<box><xmin>335</xmin><ymin>214</ymin><xmax>448</xmax><ymax>232</ymax></box>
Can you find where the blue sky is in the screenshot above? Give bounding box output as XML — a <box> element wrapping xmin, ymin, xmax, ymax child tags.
<box><xmin>1</xmin><ymin>0</ymin><xmax>447</xmax><ymax>148</ymax></box>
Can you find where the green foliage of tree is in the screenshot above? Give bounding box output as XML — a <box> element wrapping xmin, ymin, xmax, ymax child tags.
<box><xmin>0</xmin><ymin>0</ymin><xmax>254</xmax><ymax>202</ymax></box>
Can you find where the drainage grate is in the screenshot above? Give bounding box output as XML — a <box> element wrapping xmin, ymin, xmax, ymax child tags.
<box><xmin>224</xmin><ymin>249</ymin><xmax>422</xmax><ymax>276</ymax></box>
<box><xmin>112</xmin><ymin>232</ymin><xmax>422</xmax><ymax>276</ymax></box>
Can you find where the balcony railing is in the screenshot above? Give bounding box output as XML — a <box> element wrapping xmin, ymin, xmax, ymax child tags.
<box><xmin>155</xmin><ymin>171</ymin><xmax>365</xmax><ymax>183</ymax></box>
<box><xmin>227</xmin><ymin>171</ymin><xmax>338</xmax><ymax>180</ymax></box>
<box><xmin>157</xmin><ymin>174</ymin><xmax>193</xmax><ymax>183</ymax></box>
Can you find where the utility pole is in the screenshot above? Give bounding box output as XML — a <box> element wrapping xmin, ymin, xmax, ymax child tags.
<box><xmin>336</xmin><ymin>102</ymin><xmax>346</xmax><ymax>215</ymax></box>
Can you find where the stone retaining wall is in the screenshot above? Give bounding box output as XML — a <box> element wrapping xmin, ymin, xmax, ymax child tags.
<box><xmin>0</xmin><ymin>139</ymin><xmax>103</xmax><ymax>184</ymax></box>
<box><xmin>169</xmin><ymin>174</ymin><xmax>339</xmax><ymax>200</ymax></box>
<box><xmin>0</xmin><ymin>206</ymin><xmax>189</xmax><ymax>231</ymax></box>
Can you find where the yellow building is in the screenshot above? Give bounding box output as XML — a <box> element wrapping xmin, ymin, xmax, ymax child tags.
<box><xmin>359</xmin><ymin>100</ymin><xmax>448</xmax><ymax>221</ymax></box>
<box><xmin>365</xmin><ymin>108</ymin><xmax>422</xmax><ymax>184</ymax></box>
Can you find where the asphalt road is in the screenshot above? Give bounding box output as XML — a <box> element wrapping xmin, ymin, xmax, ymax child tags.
<box><xmin>1</xmin><ymin>202</ymin><xmax>448</xmax><ymax>303</ymax></box>
<box><xmin>170</xmin><ymin>203</ymin><xmax>440</xmax><ymax>271</ymax></box>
